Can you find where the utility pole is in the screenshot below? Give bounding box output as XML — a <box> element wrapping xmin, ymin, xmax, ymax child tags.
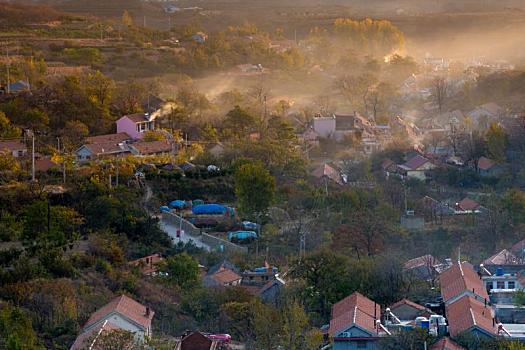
<box><xmin>25</xmin><ymin>130</ymin><xmax>36</xmax><ymax>181</ymax></box>
<box><xmin>403</xmin><ymin>180</ymin><xmax>408</xmax><ymax>214</ymax></box>
<box><xmin>6</xmin><ymin>46</ymin><xmax>10</xmax><ymax>94</ymax></box>
<box><xmin>116</xmin><ymin>165</ymin><xmax>119</xmax><ymax>187</ymax></box>
<box><xmin>299</xmin><ymin>233</ymin><xmax>306</xmax><ymax>258</ymax></box>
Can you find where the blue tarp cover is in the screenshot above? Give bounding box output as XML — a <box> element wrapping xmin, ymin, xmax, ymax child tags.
<box><xmin>169</xmin><ymin>200</ymin><xmax>186</xmax><ymax>209</ymax></box>
<box><xmin>227</xmin><ymin>230</ymin><xmax>257</xmax><ymax>240</ymax></box>
<box><xmin>192</xmin><ymin>204</ymin><xmax>227</xmax><ymax>215</ymax></box>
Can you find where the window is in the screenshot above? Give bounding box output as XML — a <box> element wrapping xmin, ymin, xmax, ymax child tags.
<box><xmin>486</xmin><ymin>282</ymin><xmax>493</xmax><ymax>290</ymax></box>
<box><xmin>497</xmin><ymin>281</ymin><xmax>505</xmax><ymax>289</ymax></box>
<box><xmin>508</xmin><ymin>281</ymin><xmax>516</xmax><ymax>289</ymax></box>
<box><xmin>357</xmin><ymin>340</ymin><xmax>367</xmax><ymax>349</ymax></box>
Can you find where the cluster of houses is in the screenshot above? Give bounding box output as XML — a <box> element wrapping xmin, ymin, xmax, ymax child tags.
<box><xmin>306</xmin><ymin>111</ymin><xmax>391</xmax><ymax>155</ymax></box>
<box><xmin>70</xmin><ymin>257</ymin><xmax>284</xmax><ymax>349</ymax></box>
<box><xmin>326</xmin><ymin>242</ymin><xmax>525</xmax><ymax>350</ymax></box>
<box><xmin>76</xmin><ymin>112</ymin><xmax>175</xmax><ymax>162</ymax></box>
<box><xmin>69</xmin><ymin>294</ymin><xmax>232</xmax><ymax>350</ymax></box>
<box><xmin>326</xmin><ymin>291</ymin><xmax>451</xmax><ymax>350</ymax></box>
<box><xmin>130</xmin><ymin>255</ymin><xmax>285</xmax><ymax>303</ymax></box>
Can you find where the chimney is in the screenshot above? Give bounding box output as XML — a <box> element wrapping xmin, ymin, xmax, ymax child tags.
<box><xmin>484</xmin><ymin>298</ymin><xmax>487</xmax><ymax>307</ymax></box>
<box><xmin>146</xmin><ymin>307</ymin><xmax>150</xmax><ymax>317</ymax></box>
<box><xmin>492</xmin><ymin>317</ymin><xmax>495</xmax><ymax>327</ymax></box>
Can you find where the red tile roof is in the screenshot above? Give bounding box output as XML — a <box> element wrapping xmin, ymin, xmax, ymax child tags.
<box><xmin>445</xmin><ymin>295</ymin><xmax>496</xmax><ymax>337</ymax></box>
<box><xmin>439</xmin><ymin>262</ymin><xmax>488</xmax><ymax>303</ymax></box>
<box><xmin>389</xmin><ymin>298</ymin><xmax>431</xmax><ymax>313</ymax></box>
<box><xmin>430</xmin><ymin>337</ymin><xmax>466</xmax><ymax>350</ymax></box>
<box><xmin>312</xmin><ymin>163</ymin><xmax>343</xmax><ymax>185</ymax></box>
<box><xmin>482</xmin><ymin>249</ymin><xmax>519</xmax><ymax>266</ymax></box>
<box><xmin>211</xmin><ymin>267</ymin><xmax>242</xmax><ymax>285</ymax></box>
<box><xmin>35</xmin><ymin>158</ymin><xmax>59</xmax><ymax>172</ymax></box>
<box><xmin>478</xmin><ymin>157</ymin><xmax>495</xmax><ymax>171</ymax></box>
<box><xmin>86</xmin><ymin>133</ymin><xmax>130</xmax><ymax>144</ymax></box>
<box><xmin>510</xmin><ymin>239</ymin><xmax>525</xmax><ymax>256</ymax></box>
<box><xmin>402</xmin><ymin>155</ymin><xmax>430</xmax><ymax>170</ymax></box>
<box><xmin>330</xmin><ymin>292</ymin><xmax>380</xmax><ymax>336</ymax></box>
<box><xmin>457</xmin><ymin>198</ymin><xmax>480</xmax><ymax>211</ymax></box>
<box><xmin>404</xmin><ymin>254</ymin><xmax>440</xmax><ymax>270</ymax></box>
<box><xmin>130</xmin><ymin>140</ymin><xmax>172</xmax><ymax>155</ymax></box>
<box><xmin>84</xmin><ymin>295</ymin><xmax>154</xmax><ymax>331</ymax></box>
<box><xmin>70</xmin><ymin>320</ymin><xmax>119</xmax><ymax>350</ymax></box>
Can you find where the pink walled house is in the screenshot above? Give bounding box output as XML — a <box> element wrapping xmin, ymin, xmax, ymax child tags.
<box><xmin>116</xmin><ymin>113</ymin><xmax>156</xmax><ymax>139</ymax></box>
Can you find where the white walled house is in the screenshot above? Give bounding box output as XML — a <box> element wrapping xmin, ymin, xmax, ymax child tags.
<box><xmin>70</xmin><ymin>295</ymin><xmax>154</xmax><ymax>349</ymax></box>
<box><xmin>313</xmin><ymin>115</ymin><xmax>336</xmax><ymax>138</ymax></box>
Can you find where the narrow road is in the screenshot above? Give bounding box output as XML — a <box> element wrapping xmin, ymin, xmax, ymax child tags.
<box><xmin>159</xmin><ymin>219</ymin><xmax>211</xmax><ymax>251</ymax></box>
<box><xmin>142</xmin><ymin>183</ymin><xmax>212</xmax><ymax>251</ymax></box>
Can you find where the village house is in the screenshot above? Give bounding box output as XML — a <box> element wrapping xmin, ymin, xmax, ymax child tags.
<box><xmin>404</xmin><ymin>254</ymin><xmax>442</xmax><ymax>281</ymax></box>
<box><xmin>0</xmin><ymin>140</ymin><xmax>27</xmax><ymax>157</ymax></box>
<box><xmin>116</xmin><ymin>113</ymin><xmax>156</xmax><ymax>140</ymax></box>
<box><xmin>128</xmin><ymin>140</ymin><xmax>173</xmax><ymax>156</ymax></box>
<box><xmin>76</xmin><ymin>133</ymin><xmax>132</xmax><ymax>162</ymax></box>
<box><xmin>240</xmin><ymin>265</ymin><xmax>285</xmax><ymax>303</ymax></box>
<box><xmin>0</xmin><ymin>80</ymin><xmax>30</xmax><ymax>94</ymax></box>
<box><xmin>175</xmin><ymin>331</ymin><xmax>231</xmax><ymax>350</ymax></box>
<box><xmin>467</xmin><ymin>102</ymin><xmax>505</xmax><ymax>127</ymax></box>
<box><xmin>477</xmin><ymin>156</ymin><xmax>501</xmax><ymax>177</ymax></box>
<box><xmin>388</xmin><ymin>299</ymin><xmax>434</xmax><ymax>321</ymax></box>
<box><xmin>70</xmin><ymin>295</ymin><xmax>154</xmax><ymax>350</ymax></box>
<box><xmin>329</xmin><ymin>292</ymin><xmax>387</xmax><ymax>350</ymax></box>
<box><xmin>311</xmin><ymin>163</ymin><xmax>346</xmax><ymax>187</ymax></box>
<box><xmin>203</xmin><ymin>263</ymin><xmax>242</xmax><ymax>288</ymax></box>
<box><xmin>439</xmin><ymin>261</ymin><xmax>489</xmax><ymax>306</ymax></box>
<box><xmin>398</xmin><ymin>155</ymin><xmax>436</xmax><ymax>180</ymax></box>
<box><xmin>445</xmin><ymin>295</ymin><xmax>498</xmax><ymax>338</ymax></box>
<box><xmin>381</xmin><ymin>158</ymin><xmax>398</xmax><ymax>176</ymax></box>
<box><xmin>129</xmin><ymin>253</ymin><xmax>163</xmax><ymax>276</ymax></box>
<box><xmin>483</xmin><ymin>249</ymin><xmax>520</xmax><ymax>268</ymax></box>
<box><xmin>455</xmin><ymin>197</ymin><xmax>488</xmax><ymax>215</ymax></box>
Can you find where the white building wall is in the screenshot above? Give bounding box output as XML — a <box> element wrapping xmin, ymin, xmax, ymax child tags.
<box><xmin>313</xmin><ymin>117</ymin><xmax>336</xmax><ymax>138</ymax></box>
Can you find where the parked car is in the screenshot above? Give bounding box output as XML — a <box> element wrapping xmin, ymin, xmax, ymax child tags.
<box><xmin>228</xmin><ymin>230</ymin><xmax>257</xmax><ymax>243</ymax></box>
<box><xmin>242</xmin><ymin>221</ymin><xmax>259</xmax><ymax>231</ymax></box>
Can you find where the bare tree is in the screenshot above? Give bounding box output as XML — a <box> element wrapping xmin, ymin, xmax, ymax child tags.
<box><xmin>432</xmin><ymin>76</ymin><xmax>448</xmax><ymax>113</ymax></box>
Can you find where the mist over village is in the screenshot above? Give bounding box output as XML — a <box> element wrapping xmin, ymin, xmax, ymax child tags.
<box><xmin>2</xmin><ymin>0</ymin><xmax>525</xmax><ymax>349</ymax></box>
